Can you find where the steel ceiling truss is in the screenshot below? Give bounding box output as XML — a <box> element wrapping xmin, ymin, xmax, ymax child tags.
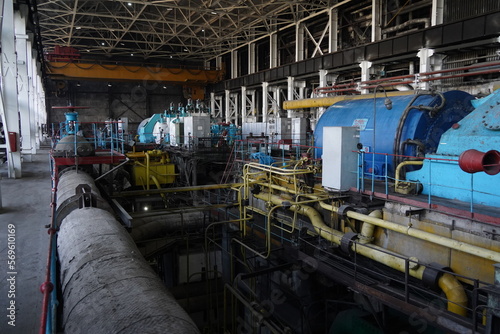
<box><xmin>36</xmin><ymin>0</ymin><xmax>332</xmax><ymax>63</ymax></box>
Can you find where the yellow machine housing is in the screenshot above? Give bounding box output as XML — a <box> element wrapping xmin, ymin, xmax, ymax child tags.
<box><xmin>127</xmin><ymin>150</ymin><xmax>176</xmax><ymax>187</ymax></box>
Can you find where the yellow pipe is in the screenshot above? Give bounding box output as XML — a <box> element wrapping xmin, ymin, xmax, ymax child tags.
<box><xmin>254</xmin><ymin>193</ymin><xmax>425</xmax><ymax>279</ymax></box>
<box><xmin>253</xmin><ymin>193</ymin><xmax>469</xmax><ymax>316</ymax></box>
<box><xmin>146</xmin><ymin>152</ymin><xmax>151</xmax><ymax>190</ymax></box>
<box><xmin>282</xmin><ymin>91</ymin><xmax>413</xmax><ymax>109</ymax></box>
<box><xmin>438</xmin><ymin>273</ymin><xmax>468</xmax><ymax>317</ymax></box>
<box><xmin>316</xmin><ymin>200</ymin><xmax>500</xmax><ymax>263</ymax></box>
<box><xmin>359</xmin><ymin>210</ymin><xmax>382</xmax><ymax>244</ymax></box>
<box><xmin>149</xmin><ymin>175</ymin><xmax>167</xmax><ymax>204</ymax></box>
<box><xmin>395</xmin><ymin>160</ymin><xmax>423</xmax><ymax>189</ymax></box>
<box><xmin>249</xmin><ymin>170</ymin><xmax>500</xmax><ymax>263</ymax></box>
<box><xmin>126</xmin><ymin>151</ymin><xmax>147</xmax><ymax>158</ymax></box>
<box><xmin>345</xmin><ymin>210</ymin><xmax>500</xmax><ymax>263</ymax></box>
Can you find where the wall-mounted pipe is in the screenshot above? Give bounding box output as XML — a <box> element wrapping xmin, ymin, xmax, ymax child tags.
<box><xmin>382</xmin><ymin>18</ymin><xmax>430</xmax><ymax>34</ymax></box>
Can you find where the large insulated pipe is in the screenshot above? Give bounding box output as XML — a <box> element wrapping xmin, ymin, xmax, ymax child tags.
<box><xmin>56</xmin><ymin>172</ymin><xmax>200</xmax><ymax>334</ymax></box>
<box><xmin>253</xmin><ymin>192</ymin><xmax>467</xmax><ymax>316</ymax></box>
<box><xmin>56</xmin><ymin>169</ymin><xmax>112</xmax><ymax>226</ymax></box>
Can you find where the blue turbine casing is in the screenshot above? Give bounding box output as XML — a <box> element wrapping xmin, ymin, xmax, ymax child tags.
<box><xmin>406</xmin><ymin>89</ymin><xmax>500</xmax><ymax>206</ymax></box>
<box><xmin>314</xmin><ymin>91</ymin><xmax>474</xmax><ymax>176</ymax></box>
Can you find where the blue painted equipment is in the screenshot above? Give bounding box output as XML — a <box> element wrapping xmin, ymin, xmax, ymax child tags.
<box><xmin>211</xmin><ymin>122</ymin><xmax>241</xmax><ymax>147</ymax></box>
<box><xmin>63</xmin><ymin>112</ymin><xmax>79</xmax><ymax>136</ymax></box>
<box><xmin>137</xmin><ymin>112</ymin><xmax>173</xmax><ymax>144</ymax></box>
<box><xmin>315</xmin><ymin>91</ymin><xmax>474</xmax><ymax>177</ymax></box>
<box><xmin>406</xmin><ymin>89</ymin><xmax>500</xmax><ymax>206</ymax></box>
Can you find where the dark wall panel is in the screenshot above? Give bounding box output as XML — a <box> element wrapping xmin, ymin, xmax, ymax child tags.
<box><xmin>463</xmin><ymin>16</ymin><xmax>485</xmax><ymax>40</ymax></box>
<box><xmin>443</xmin><ymin>22</ymin><xmax>463</xmax><ymax>44</ymax></box>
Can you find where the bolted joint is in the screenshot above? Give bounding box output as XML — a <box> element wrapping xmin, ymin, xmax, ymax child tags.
<box><xmin>422</xmin><ymin>262</ymin><xmax>452</xmax><ymax>291</ymax></box>
<box><xmin>340</xmin><ymin>232</ymin><xmax>358</xmax><ymax>256</ymax></box>
<box><xmin>337</xmin><ymin>204</ymin><xmax>354</xmax><ymax>218</ymax></box>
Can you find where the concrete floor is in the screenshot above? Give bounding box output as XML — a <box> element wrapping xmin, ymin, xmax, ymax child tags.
<box><xmin>0</xmin><ymin>150</ymin><xmax>52</xmax><ymax>333</ymax></box>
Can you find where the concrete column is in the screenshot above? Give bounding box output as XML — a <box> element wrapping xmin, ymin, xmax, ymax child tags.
<box><xmin>225</xmin><ymin>90</ymin><xmax>231</xmax><ymax>124</ymax></box>
<box><xmin>262</xmin><ymin>82</ymin><xmax>269</xmax><ymax>123</ymax></box>
<box><xmin>210</xmin><ymin>92</ymin><xmax>216</xmax><ymax>119</ymax></box>
<box><xmin>1</xmin><ymin>0</ymin><xmax>22</xmax><ymax>178</ymax></box>
<box><xmin>231</xmin><ymin>50</ymin><xmax>238</xmax><ymax>79</ymax></box>
<box><xmin>319</xmin><ymin>69</ymin><xmax>329</xmax><ymax>89</ymax></box>
<box><xmin>287</xmin><ymin>77</ymin><xmax>295</xmax><ymax>118</ymax></box>
<box><xmin>248</xmin><ymin>42</ymin><xmax>256</xmax><ymax>74</ymax></box>
<box><xmin>241</xmin><ymin>86</ymin><xmax>247</xmax><ymax>124</ymax></box>
<box><xmin>216</xmin><ymin>56</ymin><xmax>222</xmax><ymax>70</ymax></box>
<box><xmin>273</xmin><ymin>87</ymin><xmax>281</xmax><ymax>118</ymax></box>
<box><xmin>431</xmin><ymin>0</ymin><xmax>444</xmax><ymax>26</ymax></box>
<box><xmin>15</xmin><ymin>10</ymin><xmax>33</xmax><ymax>161</ymax></box>
<box><xmin>328</xmin><ymin>8</ymin><xmax>339</xmax><ymax>53</ymax></box>
<box><xmin>28</xmin><ymin>41</ymin><xmax>39</xmax><ymax>151</ymax></box>
<box><xmin>270</xmin><ymin>33</ymin><xmax>278</xmax><ymax>68</ymax></box>
<box><xmin>359</xmin><ymin>61</ymin><xmax>373</xmax><ymax>94</ymax></box>
<box><xmin>371</xmin><ymin>0</ymin><xmax>382</xmax><ymax>42</ymax></box>
<box><xmin>417</xmin><ymin>48</ymin><xmax>439</xmax><ymax>90</ymax></box>
<box><xmin>37</xmin><ymin>74</ymin><xmax>47</xmax><ymax>145</ymax></box>
<box><xmin>295</xmin><ymin>22</ymin><xmax>304</xmax><ymax>62</ymax></box>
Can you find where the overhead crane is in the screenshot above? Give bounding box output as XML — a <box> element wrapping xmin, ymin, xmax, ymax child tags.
<box><xmin>46</xmin><ymin>61</ymin><xmax>225</xmax><ymax>100</ymax></box>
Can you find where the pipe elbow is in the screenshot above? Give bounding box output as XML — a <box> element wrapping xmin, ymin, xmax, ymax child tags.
<box><xmin>438</xmin><ymin>273</ymin><xmax>468</xmax><ymax>317</ymax></box>
<box><xmin>359</xmin><ymin>210</ymin><xmax>382</xmax><ymax>244</ymax></box>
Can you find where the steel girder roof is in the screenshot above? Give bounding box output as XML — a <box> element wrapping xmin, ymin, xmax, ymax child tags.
<box><xmin>35</xmin><ymin>0</ymin><xmax>333</xmax><ymax>65</ymax></box>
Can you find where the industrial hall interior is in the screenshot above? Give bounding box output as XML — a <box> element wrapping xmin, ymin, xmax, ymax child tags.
<box><xmin>2</xmin><ymin>0</ymin><xmax>500</xmax><ymax>333</ymax></box>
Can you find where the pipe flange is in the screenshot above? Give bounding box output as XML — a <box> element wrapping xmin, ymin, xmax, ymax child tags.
<box><xmin>338</xmin><ymin>205</ymin><xmax>354</xmax><ymax>218</ymax></box>
<box><xmin>422</xmin><ymin>262</ymin><xmax>452</xmax><ymax>291</ymax></box>
<box><xmin>340</xmin><ymin>232</ymin><xmax>358</xmax><ymax>256</ymax></box>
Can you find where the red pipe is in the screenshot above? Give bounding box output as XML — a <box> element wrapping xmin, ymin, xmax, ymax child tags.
<box><xmin>314</xmin><ymin>61</ymin><xmax>500</xmax><ymax>94</ymax></box>
<box><xmin>39</xmin><ymin>174</ymin><xmax>58</xmax><ymax>334</ymax></box>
